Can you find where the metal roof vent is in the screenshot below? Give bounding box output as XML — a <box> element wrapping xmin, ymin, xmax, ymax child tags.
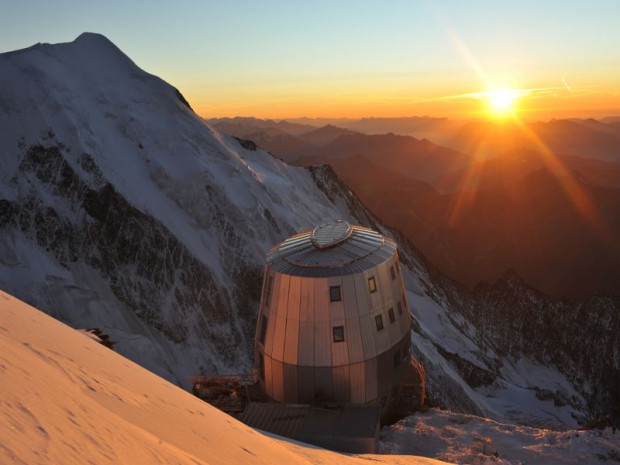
<box><xmin>310</xmin><ymin>220</ymin><xmax>353</xmax><ymax>249</ymax></box>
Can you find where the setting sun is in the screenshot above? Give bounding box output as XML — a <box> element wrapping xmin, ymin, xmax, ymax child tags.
<box><xmin>485</xmin><ymin>88</ymin><xmax>523</xmax><ymax>117</ymax></box>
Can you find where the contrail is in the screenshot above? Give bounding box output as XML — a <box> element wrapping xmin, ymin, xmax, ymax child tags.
<box><xmin>561</xmin><ymin>76</ymin><xmax>572</xmax><ymax>92</ymax></box>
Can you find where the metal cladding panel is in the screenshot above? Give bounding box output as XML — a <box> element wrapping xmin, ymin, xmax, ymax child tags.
<box><xmin>353</xmin><ymin>273</ymin><xmax>371</xmax><ymax>317</ymax></box>
<box><xmin>264</xmin><ymin>354</ymin><xmax>274</xmax><ymax>399</ymax></box>
<box><xmin>332</xmin><ymin>365</ymin><xmax>351</xmax><ymax>403</ymax></box>
<box><xmin>364</xmin><ymin>357</ymin><xmax>378</xmax><ymax>402</ymax></box>
<box><xmin>283</xmin><ymin>363</ymin><xmax>299</xmax><ymax>403</ymax></box>
<box><xmin>359</xmin><ymin>315</ymin><xmax>377</xmax><ymax>359</ymax></box>
<box><xmin>262</xmin><ymin>268</ymin><xmax>272</xmax><ymax>307</ymax></box>
<box><xmin>386</xmin><ymin>306</ymin><xmax>403</xmax><ymax>349</ymax></box>
<box><xmin>298</xmin><ymin>320</ymin><xmax>315</xmax><ymax>366</ymax></box>
<box><xmin>349</xmin><ymin>362</ymin><xmax>366</xmax><ymax>404</ymax></box>
<box><xmin>376</xmin><ymin>349</ymin><xmax>393</xmax><ymax>398</ymax></box>
<box><xmin>390</xmin><ymin>256</ymin><xmax>403</xmax><ymax>297</ymax></box>
<box><xmin>372</xmin><ymin>311</ymin><xmax>391</xmax><ymax>355</ymax></box>
<box><xmin>275</xmin><ymin>274</ymin><xmax>291</xmax><ymax>319</ymax></box>
<box><xmin>299</xmin><ymin>278</ymin><xmax>315</xmax><ymax>322</ymax></box>
<box><xmin>272</xmin><ymin>315</ymin><xmax>288</xmax><ymax>362</ymax></box>
<box><xmin>342</xmin><ymin>275</ymin><xmax>364</xmax><ymax>364</ymax></box>
<box><xmin>314</xmin><ymin>367</ymin><xmax>333</xmax><ymax>401</ymax></box>
<box><xmin>298</xmin><ymin>366</ymin><xmax>315</xmax><ymax>403</ymax></box>
<box><xmin>283</xmin><ymin>277</ymin><xmax>302</xmax><ymax>365</ymax></box>
<box><xmin>341</xmin><ymin>275</ymin><xmax>358</xmax><ymax>319</ymax></box>
<box><xmin>344</xmin><ymin>314</ymin><xmax>364</xmax><ymax>364</ymax></box>
<box><xmin>365</xmin><ymin>268</ymin><xmax>384</xmax><ymax>316</ymax></box>
<box><xmin>263</xmin><ymin>273</ymin><xmax>283</xmax><ymax>357</ymax></box>
<box><xmin>314</xmin><ymin>319</ymin><xmax>332</xmax><ymax>367</ymax></box>
<box><xmin>387</xmin><ymin>312</ymin><xmax>401</xmax><ymax>348</ymax></box>
<box><xmin>298</xmin><ymin>278</ymin><xmax>315</xmax><ymax>365</ymax></box>
<box><xmin>327</xmin><ymin>276</ymin><xmax>345</xmax><ymax>322</ymax></box>
<box><xmin>271</xmin><ymin>359</ymin><xmax>284</xmax><ymax>402</ymax></box>
<box><xmin>313</xmin><ymin>278</ymin><xmax>330</xmax><ymax>322</ymax></box>
<box><xmin>258</xmin><ymin>267</ymin><xmax>271</xmax><ymax>328</ymax></box>
<box><xmin>331</xmin><ymin>318</ymin><xmax>348</xmax><ymax>366</ymax></box>
<box><xmin>377</xmin><ymin>262</ymin><xmax>395</xmax><ymax>309</ymax></box>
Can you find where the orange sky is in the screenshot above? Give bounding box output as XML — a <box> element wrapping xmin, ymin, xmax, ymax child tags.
<box><xmin>3</xmin><ymin>1</ymin><xmax>619</xmax><ymax>121</ymax></box>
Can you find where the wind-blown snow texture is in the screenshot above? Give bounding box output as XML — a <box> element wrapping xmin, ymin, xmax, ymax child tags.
<box><xmin>0</xmin><ymin>33</ymin><xmax>618</xmax><ymax>430</ymax></box>
<box><xmin>0</xmin><ymin>289</ymin><xmax>449</xmax><ymax>465</ymax></box>
<box><xmin>381</xmin><ymin>410</ymin><xmax>619</xmax><ymax>465</ymax></box>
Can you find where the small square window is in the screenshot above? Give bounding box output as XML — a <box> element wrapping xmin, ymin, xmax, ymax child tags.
<box><xmin>393</xmin><ymin>350</ymin><xmax>401</xmax><ymax>368</ymax></box>
<box><xmin>375</xmin><ymin>314</ymin><xmax>384</xmax><ymax>331</ymax></box>
<box><xmin>333</xmin><ymin>326</ymin><xmax>345</xmax><ymax>342</ymax></box>
<box><xmin>397</xmin><ymin>301</ymin><xmax>403</xmax><ymax>316</ymax></box>
<box><xmin>265</xmin><ymin>275</ymin><xmax>274</xmax><ymax>308</ymax></box>
<box><xmin>388</xmin><ymin>307</ymin><xmax>395</xmax><ymax>324</ymax></box>
<box><xmin>259</xmin><ymin>315</ymin><xmax>268</xmax><ymax>344</ymax></box>
<box><xmin>390</xmin><ymin>266</ymin><xmax>396</xmax><ymax>280</ymax></box>
<box><xmin>368</xmin><ymin>276</ymin><xmax>377</xmax><ymax>293</ymax></box>
<box><xmin>329</xmin><ymin>285</ymin><xmax>342</xmax><ymax>302</ymax></box>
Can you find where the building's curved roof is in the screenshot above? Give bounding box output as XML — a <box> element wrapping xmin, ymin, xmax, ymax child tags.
<box><xmin>266</xmin><ymin>220</ymin><xmax>396</xmax><ymax>277</ymax></box>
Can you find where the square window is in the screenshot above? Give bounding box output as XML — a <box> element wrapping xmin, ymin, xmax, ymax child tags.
<box><xmin>375</xmin><ymin>314</ymin><xmax>384</xmax><ymax>331</ymax></box>
<box><xmin>388</xmin><ymin>307</ymin><xmax>395</xmax><ymax>324</ymax></box>
<box><xmin>265</xmin><ymin>275</ymin><xmax>274</xmax><ymax>308</ymax></box>
<box><xmin>397</xmin><ymin>301</ymin><xmax>403</xmax><ymax>316</ymax></box>
<box><xmin>390</xmin><ymin>266</ymin><xmax>396</xmax><ymax>280</ymax></box>
<box><xmin>259</xmin><ymin>315</ymin><xmax>268</xmax><ymax>344</ymax></box>
<box><xmin>393</xmin><ymin>350</ymin><xmax>401</xmax><ymax>368</ymax></box>
<box><xmin>368</xmin><ymin>276</ymin><xmax>377</xmax><ymax>293</ymax></box>
<box><xmin>403</xmin><ymin>342</ymin><xmax>409</xmax><ymax>361</ymax></box>
<box><xmin>333</xmin><ymin>326</ymin><xmax>345</xmax><ymax>342</ymax></box>
<box><xmin>329</xmin><ymin>285</ymin><xmax>342</xmax><ymax>302</ymax></box>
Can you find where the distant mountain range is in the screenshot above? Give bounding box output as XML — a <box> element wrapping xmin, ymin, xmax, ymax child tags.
<box><xmin>208</xmin><ymin>116</ymin><xmax>620</xmax><ymax>297</ymax></box>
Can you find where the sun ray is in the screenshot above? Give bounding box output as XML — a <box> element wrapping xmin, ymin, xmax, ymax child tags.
<box><xmin>441</xmin><ymin>29</ymin><xmax>616</xmax><ymax>247</ymax></box>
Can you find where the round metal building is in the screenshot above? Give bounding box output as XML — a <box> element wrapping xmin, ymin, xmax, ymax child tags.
<box><xmin>255</xmin><ymin>220</ymin><xmax>412</xmax><ymax>411</ymax></box>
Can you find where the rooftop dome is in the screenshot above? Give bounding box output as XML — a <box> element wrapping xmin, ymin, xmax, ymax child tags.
<box><xmin>266</xmin><ymin>220</ymin><xmax>395</xmax><ymax>277</ymax></box>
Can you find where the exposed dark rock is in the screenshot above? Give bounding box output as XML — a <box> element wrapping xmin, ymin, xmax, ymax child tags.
<box><xmin>233</xmin><ymin>137</ymin><xmax>258</xmax><ymax>151</ymax></box>
<box><xmin>174</xmin><ymin>88</ymin><xmax>193</xmax><ymax>111</ymax></box>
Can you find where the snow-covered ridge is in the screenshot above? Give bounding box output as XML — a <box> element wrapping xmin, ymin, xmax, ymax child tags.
<box><xmin>0</xmin><ymin>289</ymin><xmax>450</xmax><ymax>465</ymax></box>
<box><xmin>0</xmin><ymin>32</ymin><xmax>359</xmax><ymax>385</ymax></box>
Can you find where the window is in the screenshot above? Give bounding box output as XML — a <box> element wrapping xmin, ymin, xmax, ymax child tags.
<box><xmin>388</xmin><ymin>307</ymin><xmax>395</xmax><ymax>324</ymax></box>
<box><xmin>368</xmin><ymin>276</ymin><xmax>377</xmax><ymax>293</ymax></box>
<box><xmin>393</xmin><ymin>350</ymin><xmax>401</xmax><ymax>368</ymax></box>
<box><xmin>390</xmin><ymin>266</ymin><xmax>396</xmax><ymax>280</ymax></box>
<box><xmin>333</xmin><ymin>326</ymin><xmax>345</xmax><ymax>342</ymax></box>
<box><xmin>402</xmin><ymin>342</ymin><xmax>409</xmax><ymax>361</ymax></box>
<box><xmin>397</xmin><ymin>301</ymin><xmax>403</xmax><ymax>316</ymax></box>
<box><xmin>259</xmin><ymin>315</ymin><xmax>268</xmax><ymax>344</ymax></box>
<box><xmin>329</xmin><ymin>285</ymin><xmax>342</xmax><ymax>302</ymax></box>
<box><xmin>375</xmin><ymin>314</ymin><xmax>384</xmax><ymax>331</ymax></box>
<box><xmin>264</xmin><ymin>275</ymin><xmax>274</xmax><ymax>308</ymax></box>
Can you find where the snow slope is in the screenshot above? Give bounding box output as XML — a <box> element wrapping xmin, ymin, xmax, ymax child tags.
<box><xmin>0</xmin><ymin>290</ymin><xmax>449</xmax><ymax>465</ymax></box>
<box><xmin>381</xmin><ymin>410</ymin><xmax>619</xmax><ymax>465</ymax></box>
